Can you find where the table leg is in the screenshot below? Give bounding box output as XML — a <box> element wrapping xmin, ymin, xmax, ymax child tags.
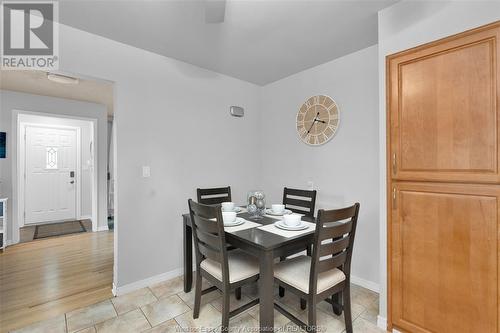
<box><xmin>183</xmin><ymin>220</ymin><xmax>193</xmax><ymax>293</ymax></box>
<box><xmin>259</xmin><ymin>250</ymin><xmax>274</xmax><ymax>332</ymax></box>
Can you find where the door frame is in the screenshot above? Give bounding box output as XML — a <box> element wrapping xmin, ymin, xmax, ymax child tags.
<box><xmin>20</xmin><ymin>123</ymin><xmax>81</xmax><ymax>226</ymax></box>
<box><xmin>15</xmin><ymin>110</ymin><xmax>99</xmax><ymax>237</ymax></box>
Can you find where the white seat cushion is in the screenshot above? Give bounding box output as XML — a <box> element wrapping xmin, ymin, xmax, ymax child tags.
<box><xmin>274</xmin><ymin>255</ymin><xmax>345</xmax><ymax>294</ymax></box>
<box><xmin>200</xmin><ymin>250</ymin><xmax>259</xmax><ymax>283</ymax></box>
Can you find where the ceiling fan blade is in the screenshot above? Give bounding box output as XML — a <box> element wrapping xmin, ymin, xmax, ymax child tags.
<box><xmin>205</xmin><ymin>0</ymin><xmax>226</xmax><ymax>23</ymax></box>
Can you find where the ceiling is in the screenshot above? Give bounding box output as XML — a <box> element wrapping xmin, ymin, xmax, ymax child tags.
<box><xmin>0</xmin><ymin>70</ymin><xmax>114</xmax><ymax>117</ymax></box>
<box><xmin>58</xmin><ymin>0</ymin><xmax>396</xmax><ymax>85</ymax></box>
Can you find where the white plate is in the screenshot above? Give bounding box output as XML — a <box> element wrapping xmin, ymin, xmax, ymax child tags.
<box><xmin>224</xmin><ymin>217</ymin><xmax>245</xmax><ymax>227</ymax></box>
<box><xmin>274</xmin><ymin>221</ymin><xmax>308</xmax><ymax>231</ymax></box>
<box><xmin>222</xmin><ymin>207</ymin><xmax>242</xmax><ymax>213</ymax></box>
<box><xmin>265</xmin><ymin>208</ymin><xmax>292</xmax><ymax>216</ymax></box>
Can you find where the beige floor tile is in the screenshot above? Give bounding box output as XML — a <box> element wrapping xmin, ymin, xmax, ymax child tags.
<box><xmin>275</xmin><ymin>292</ymin><xmax>306</xmax><ymax>317</ymax></box>
<box><xmin>10</xmin><ymin>315</ymin><xmax>66</xmax><ymax>333</ymax></box>
<box><xmin>350</xmin><ymin>288</ymin><xmax>378</xmax><ymax>309</ymax></box>
<box><xmin>95</xmin><ymin>309</ymin><xmax>151</xmax><ymax>333</ymax></box>
<box><xmin>210</xmin><ymin>293</ymin><xmax>253</xmax><ymax>312</ymax></box>
<box><xmin>149</xmin><ymin>277</ymin><xmax>185</xmax><ymax>299</ymax></box>
<box><xmin>111</xmin><ymin>288</ymin><xmax>158</xmax><ymax>315</ymax></box>
<box><xmin>350</xmin><ymin>317</ymin><xmax>384</xmax><ymax>333</ymax></box>
<box><xmin>177</xmin><ymin>288</ymin><xmax>222</xmax><ymax>309</ymax></box>
<box><xmin>296</xmin><ymin>308</ymin><xmax>345</xmax><ymax>333</ymax></box>
<box><xmin>142</xmin><ymin>319</ymin><xmax>180</xmax><ymax>333</ymax></box>
<box><xmin>358</xmin><ymin>299</ymin><xmax>378</xmax><ymax>325</ymax></box>
<box><xmin>141</xmin><ymin>295</ymin><xmax>191</xmax><ymax>327</ymax></box>
<box><xmin>247</xmin><ymin>305</ymin><xmax>290</xmax><ymax>330</ymax></box>
<box><xmin>76</xmin><ymin>328</ymin><xmax>97</xmax><ymax>333</ymax></box>
<box><xmin>225</xmin><ymin>313</ymin><xmax>259</xmax><ymax>333</ymax></box>
<box><xmin>316</xmin><ymin>298</ymin><xmax>366</xmax><ymax>321</ymax></box>
<box><xmin>174</xmin><ymin>303</ymin><xmax>222</xmax><ymax>332</ymax></box>
<box><xmin>66</xmin><ymin>300</ymin><xmax>117</xmax><ymax>333</ymax></box>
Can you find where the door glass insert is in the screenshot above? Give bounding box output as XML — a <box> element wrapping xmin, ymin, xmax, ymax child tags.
<box><xmin>46</xmin><ymin>147</ymin><xmax>58</xmax><ymax>169</ymax></box>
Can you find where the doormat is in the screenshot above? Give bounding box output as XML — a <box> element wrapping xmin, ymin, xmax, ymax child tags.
<box><xmin>34</xmin><ymin>220</ymin><xmax>88</xmax><ymax>239</ymax></box>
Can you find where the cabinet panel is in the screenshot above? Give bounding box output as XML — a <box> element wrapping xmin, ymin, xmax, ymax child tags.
<box><xmin>391</xmin><ymin>182</ymin><xmax>499</xmax><ymax>333</ymax></box>
<box><xmin>388</xmin><ymin>24</ymin><xmax>500</xmax><ymax>183</ymax></box>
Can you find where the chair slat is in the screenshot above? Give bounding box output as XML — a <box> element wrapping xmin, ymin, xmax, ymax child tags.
<box><xmin>319</xmin><ymin>221</ymin><xmax>353</xmax><ymax>241</ymax></box>
<box><xmin>319</xmin><ymin>205</ymin><xmax>358</xmax><ymax>222</ymax></box>
<box><xmin>318</xmin><ymin>251</ymin><xmax>347</xmax><ymax>273</ymax></box>
<box><xmin>285</xmin><ymin>198</ymin><xmax>312</xmax><ymax>209</ymax></box>
<box><xmin>198</xmin><ymin>187</ymin><xmax>231</xmax><ymax>196</ymax></box>
<box><xmin>193</xmin><ymin>215</ymin><xmax>219</xmax><ymax>234</ymax></box>
<box><xmin>196</xmin><ymin>229</ymin><xmax>221</xmax><ymax>249</ymax></box>
<box><xmin>198</xmin><ymin>242</ymin><xmax>222</xmax><ymax>262</ymax></box>
<box><xmin>319</xmin><ymin>237</ymin><xmax>350</xmax><ymax>257</ymax></box>
<box><xmin>200</xmin><ymin>197</ymin><xmax>228</xmax><ymax>205</ymax></box>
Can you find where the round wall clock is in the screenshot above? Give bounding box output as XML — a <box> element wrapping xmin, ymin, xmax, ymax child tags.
<box><xmin>296</xmin><ymin>95</ymin><xmax>340</xmax><ymax>146</ymax></box>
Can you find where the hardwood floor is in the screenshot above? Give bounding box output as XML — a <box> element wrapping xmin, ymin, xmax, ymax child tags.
<box><xmin>0</xmin><ymin>231</ymin><xmax>113</xmax><ymax>333</ymax></box>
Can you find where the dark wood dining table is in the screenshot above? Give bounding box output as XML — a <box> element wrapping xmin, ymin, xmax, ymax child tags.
<box><xmin>182</xmin><ymin>210</ymin><xmax>316</xmax><ymax>331</ymax></box>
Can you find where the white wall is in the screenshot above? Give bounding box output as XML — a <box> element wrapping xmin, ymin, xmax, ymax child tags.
<box><xmin>18</xmin><ymin>113</ymin><xmax>93</xmax><ymax>218</ymax></box>
<box><xmin>260</xmin><ymin>45</ymin><xmax>380</xmax><ymax>290</ymax></box>
<box><xmin>377</xmin><ymin>0</ymin><xmax>500</xmax><ymax>325</ymax></box>
<box><xmin>55</xmin><ymin>24</ymin><xmax>262</xmax><ymax>288</ymax></box>
<box><xmin>0</xmin><ymin>90</ymin><xmax>108</xmax><ymax>242</ymax></box>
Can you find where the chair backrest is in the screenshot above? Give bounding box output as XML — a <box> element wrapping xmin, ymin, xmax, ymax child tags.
<box><xmin>282</xmin><ymin>187</ymin><xmax>317</xmax><ymax>217</ymax></box>
<box><xmin>197</xmin><ymin>186</ymin><xmax>232</xmax><ymax>205</ymax></box>
<box><xmin>309</xmin><ymin>203</ymin><xmax>360</xmax><ymax>295</ymax></box>
<box><xmin>188</xmin><ymin>199</ymin><xmax>230</xmax><ymax>282</ymax></box>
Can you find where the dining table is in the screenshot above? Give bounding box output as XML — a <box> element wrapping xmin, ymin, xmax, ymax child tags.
<box><xmin>182</xmin><ymin>209</ymin><xmax>317</xmax><ymax>332</ymax></box>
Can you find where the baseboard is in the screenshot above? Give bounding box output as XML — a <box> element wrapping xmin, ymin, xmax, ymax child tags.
<box><xmin>96</xmin><ymin>225</ymin><xmax>109</xmax><ymax>232</ymax></box>
<box><xmin>112</xmin><ymin>267</ymin><xmax>183</xmax><ymax>296</ymax></box>
<box><xmin>79</xmin><ymin>215</ymin><xmax>92</xmax><ymax>220</ymax></box>
<box><xmin>350</xmin><ymin>275</ymin><xmax>380</xmax><ymax>293</ymax></box>
<box><xmin>377</xmin><ymin>316</ymin><xmax>387</xmax><ymax>331</ymax></box>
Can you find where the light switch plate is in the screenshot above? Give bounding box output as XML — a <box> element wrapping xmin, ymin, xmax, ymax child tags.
<box><xmin>142</xmin><ymin>166</ymin><xmax>151</xmax><ymax>178</ymax></box>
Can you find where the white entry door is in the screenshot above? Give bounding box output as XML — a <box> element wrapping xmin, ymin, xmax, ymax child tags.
<box><xmin>24</xmin><ymin>125</ymin><xmax>77</xmax><ymax>224</ymax></box>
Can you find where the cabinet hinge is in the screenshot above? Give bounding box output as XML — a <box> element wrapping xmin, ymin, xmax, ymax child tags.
<box><xmin>392</xmin><ymin>153</ymin><xmax>396</xmax><ymax>174</ymax></box>
<box><xmin>392</xmin><ymin>187</ymin><xmax>397</xmax><ymax>209</ymax></box>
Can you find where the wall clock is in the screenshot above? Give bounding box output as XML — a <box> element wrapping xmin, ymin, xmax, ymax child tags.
<box><xmin>296</xmin><ymin>95</ymin><xmax>340</xmax><ymax>146</ymax></box>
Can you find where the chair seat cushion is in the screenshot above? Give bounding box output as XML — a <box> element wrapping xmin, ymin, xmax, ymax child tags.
<box><xmin>200</xmin><ymin>250</ymin><xmax>259</xmax><ymax>283</ymax></box>
<box><xmin>274</xmin><ymin>255</ymin><xmax>345</xmax><ymax>294</ymax></box>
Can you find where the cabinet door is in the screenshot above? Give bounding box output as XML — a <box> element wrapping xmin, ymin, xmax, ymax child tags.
<box><xmin>388</xmin><ymin>23</ymin><xmax>500</xmax><ymax>183</ymax></box>
<box><xmin>391</xmin><ymin>182</ymin><xmax>499</xmax><ymax>333</ymax></box>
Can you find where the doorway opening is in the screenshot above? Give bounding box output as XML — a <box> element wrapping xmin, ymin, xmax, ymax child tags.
<box><xmin>17</xmin><ymin>113</ymin><xmax>97</xmax><ymax>241</ymax></box>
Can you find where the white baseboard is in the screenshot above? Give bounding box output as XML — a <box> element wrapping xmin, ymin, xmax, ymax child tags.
<box><xmin>79</xmin><ymin>215</ymin><xmax>92</xmax><ymax>220</ymax></box>
<box><xmin>96</xmin><ymin>225</ymin><xmax>109</xmax><ymax>232</ymax></box>
<box><xmin>350</xmin><ymin>275</ymin><xmax>380</xmax><ymax>293</ymax></box>
<box><xmin>112</xmin><ymin>267</ymin><xmax>183</xmax><ymax>296</ymax></box>
<box><xmin>377</xmin><ymin>316</ymin><xmax>387</xmax><ymax>331</ymax></box>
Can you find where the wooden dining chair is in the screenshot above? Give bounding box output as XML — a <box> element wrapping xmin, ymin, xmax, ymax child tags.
<box><xmin>273</xmin><ymin>203</ymin><xmax>360</xmax><ymax>333</ymax></box>
<box><xmin>188</xmin><ymin>199</ymin><xmax>259</xmax><ymax>330</ymax></box>
<box><xmin>282</xmin><ymin>187</ymin><xmax>317</xmax><ymax>218</ymax></box>
<box><xmin>279</xmin><ymin>187</ymin><xmax>318</xmax><ymax>305</ymax></box>
<box><xmin>197</xmin><ymin>186</ymin><xmax>232</xmax><ymax>205</ymax></box>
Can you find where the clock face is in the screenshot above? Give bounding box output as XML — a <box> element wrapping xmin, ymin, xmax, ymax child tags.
<box><xmin>296</xmin><ymin>95</ymin><xmax>339</xmax><ymax>146</ymax></box>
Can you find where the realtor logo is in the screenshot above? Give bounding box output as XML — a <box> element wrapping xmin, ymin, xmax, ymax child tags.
<box><xmin>1</xmin><ymin>1</ymin><xmax>59</xmax><ymax>70</ymax></box>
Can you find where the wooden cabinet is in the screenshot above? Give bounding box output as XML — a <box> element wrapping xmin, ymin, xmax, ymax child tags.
<box><xmin>388</xmin><ymin>22</ymin><xmax>500</xmax><ymax>183</ymax></box>
<box><xmin>391</xmin><ymin>182</ymin><xmax>499</xmax><ymax>333</ymax></box>
<box><xmin>388</xmin><ymin>21</ymin><xmax>500</xmax><ymax>333</ymax></box>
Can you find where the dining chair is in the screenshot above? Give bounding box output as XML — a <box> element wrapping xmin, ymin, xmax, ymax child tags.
<box><xmin>279</xmin><ymin>187</ymin><xmax>318</xmax><ymax>305</ymax></box>
<box><xmin>196</xmin><ymin>186</ymin><xmax>243</xmax><ymax>299</ymax></box>
<box><xmin>273</xmin><ymin>203</ymin><xmax>360</xmax><ymax>333</ymax></box>
<box><xmin>282</xmin><ymin>187</ymin><xmax>317</xmax><ymax>218</ymax></box>
<box><xmin>188</xmin><ymin>199</ymin><xmax>260</xmax><ymax>330</ymax></box>
<box><xmin>197</xmin><ymin>186</ymin><xmax>232</xmax><ymax>205</ymax></box>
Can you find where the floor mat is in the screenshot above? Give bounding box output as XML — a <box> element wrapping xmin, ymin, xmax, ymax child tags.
<box><xmin>33</xmin><ymin>220</ymin><xmax>89</xmax><ymax>239</ymax></box>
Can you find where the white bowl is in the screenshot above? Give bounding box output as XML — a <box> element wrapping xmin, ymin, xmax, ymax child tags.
<box><xmin>221</xmin><ymin>202</ymin><xmax>235</xmax><ymax>212</ymax></box>
<box><xmin>283</xmin><ymin>214</ymin><xmax>301</xmax><ymax>226</ymax></box>
<box><xmin>222</xmin><ymin>211</ymin><xmax>237</xmax><ymax>223</ymax></box>
<box><xmin>272</xmin><ymin>204</ymin><xmax>285</xmax><ymax>214</ymax></box>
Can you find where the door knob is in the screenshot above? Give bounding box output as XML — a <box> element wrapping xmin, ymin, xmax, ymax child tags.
<box><xmin>70</xmin><ymin>180</ymin><xmax>75</xmax><ymax>184</ymax></box>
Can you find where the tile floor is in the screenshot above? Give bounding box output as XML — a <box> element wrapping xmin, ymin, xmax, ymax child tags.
<box><xmin>10</xmin><ymin>275</ymin><xmax>384</xmax><ymax>333</ymax></box>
